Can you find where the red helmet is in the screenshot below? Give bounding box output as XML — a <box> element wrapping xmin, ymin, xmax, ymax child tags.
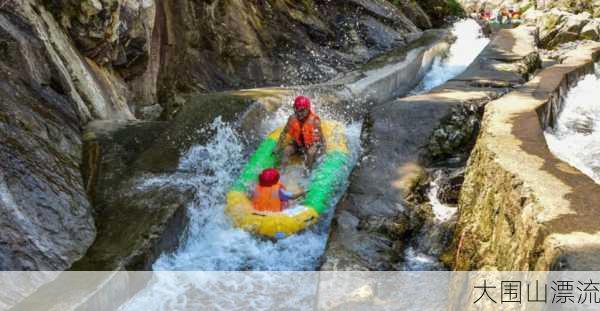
<box><xmin>293</xmin><ymin>96</ymin><xmax>311</xmax><ymax>111</ymax></box>
<box><xmin>259</xmin><ymin>168</ymin><xmax>280</xmax><ymax>187</ymax></box>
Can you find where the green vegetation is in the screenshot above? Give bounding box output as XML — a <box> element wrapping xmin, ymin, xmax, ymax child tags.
<box><xmin>447</xmin><ymin>0</ymin><xmax>464</xmax><ymax>16</ymax></box>
<box><xmin>543</xmin><ymin>14</ymin><xmax>561</xmax><ymax>30</ymax></box>
<box><xmin>388</xmin><ymin>0</ymin><xmax>465</xmax><ymax>18</ymax></box>
<box><xmin>519</xmin><ymin>2</ymin><xmax>533</xmax><ymax>14</ymax></box>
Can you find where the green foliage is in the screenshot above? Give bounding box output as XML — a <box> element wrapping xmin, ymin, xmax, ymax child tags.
<box><xmin>388</xmin><ymin>0</ymin><xmax>465</xmax><ymax>19</ymax></box>
<box><xmin>446</xmin><ymin>0</ymin><xmax>464</xmax><ymax>16</ymax></box>
<box><xmin>519</xmin><ymin>2</ymin><xmax>533</xmax><ymax>14</ymax></box>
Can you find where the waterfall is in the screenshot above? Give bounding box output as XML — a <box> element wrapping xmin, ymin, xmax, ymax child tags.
<box><xmin>545</xmin><ymin>65</ymin><xmax>600</xmax><ymax>184</ymax></box>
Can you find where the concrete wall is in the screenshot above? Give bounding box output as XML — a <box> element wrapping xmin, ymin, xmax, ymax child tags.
<box><xmin>321</xmin><ymin>25</ymin><xmax>539</xmax><ymax>271</ymax></box>
<box><xmin>452</xmin><ymin>43</ymin><xmax>600</xmax><ymax>270</ymax></box>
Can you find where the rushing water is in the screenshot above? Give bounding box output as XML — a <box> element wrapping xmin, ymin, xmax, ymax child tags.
<box><xmin>402</xmin><ymin>170</ymin><xmax>457</xmax><ymax>271</ymax></box>
<box><xmin>411</xmin><ymin>19</ymin><xmax>489</xmax><ymax>94</ymax></box>
<box><xmin>120</xmin><ymin>97</ymin><xmax>361</xmax><ymax>309</ymax></box>
<box><xmin>401</xmin><ymin>18</ymin><xmax>488</xmax><ymax>272</ymax></box>
<box><xmin>120</xmin><ymin>18</ymin><xmax>490</xmax><ymax>309</ymax></box>
<box><xmin>426</xmin><ymin>171</ymin><xmax>458</xmax><ymax>223</ymax></box>
<box><xmin>545</xmin><ymin>65</ymin><xmax>600</xmax><ymax>183</ymax></box>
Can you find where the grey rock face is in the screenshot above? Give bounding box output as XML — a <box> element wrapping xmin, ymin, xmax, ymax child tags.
<box><xmin>0</xmin><ymin>11</ymin><xmax>95</xmax><ymax>270</ymax></box>
<box><xmin>538</xmin><ymin>9</ymin><xmax>599</xmax><ymax>49</ymax></box>
<box><xmin>581</xmin><ymin>19</ymin><xmax>600</xmax><ymax>41</ymax></box>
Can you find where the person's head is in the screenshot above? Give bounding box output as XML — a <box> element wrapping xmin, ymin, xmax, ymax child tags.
<box><xmin>293</xmin><ymin>96</ymin><xmax>311</xmax><ymax>121</ymax></box>
<box><xmin>259</xmin><ymin>168</ymin><xmax>280</xmax><ymax>187</ymax></box>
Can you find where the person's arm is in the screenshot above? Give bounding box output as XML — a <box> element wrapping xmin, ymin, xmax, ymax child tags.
<box><xmin>313</xmin><ymin>118</ymin><xmax>326</xmax><ymax>148</ymax></box>
<box><xmin>274</xmin><ymin>116</ymin><xmax>292</xmax><ymax>154</ymax></box>
<box><xmin>291</xmin><ymin>190</ymin><xmax>305</xmax><ymax>200</ymax></box>
<box><xmin>279</xmin><ymin>188</ymin><xmax>305</xmax><ymax>202</ymax></box>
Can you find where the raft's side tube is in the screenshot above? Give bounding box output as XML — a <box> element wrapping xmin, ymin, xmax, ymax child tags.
<box><xmin>230</xmin><ymin>121</ymin><xmax>350</xmax><ymax>215</ymax></box>
<box><xmin>304</xmin><ymin>121</ymin><xmax>350</xmax><ymax>214</ymax></box>
<box><xmin>304</xmin><ymin>151</ymin><xmax>350</xmax><ymax>214</ymax></box>
<box><xmin>230</xmin><ymin>133</ymin><xmax>279</xmax><ymax>193</ymax></box>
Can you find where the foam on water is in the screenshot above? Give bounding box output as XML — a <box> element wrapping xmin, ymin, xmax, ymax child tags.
<box><xmin>121</xmin><ymin>19</ymin><xmax>491</xmax><ymax>307</ymax></box>
<box><xmin>401</xmin><ymin>19</ymin><xmax>487</xmax><ymax>271</ymax></box>
<box><xmin>403</xmin><ymin>247</ymin><xmax>443</xmax><ymax>271</ymax></box>
<box><xmin>121</xmin><ymin>98</ymin><xmax>361</xmax><ymax>309</ymax></box>
<box><xmin>545</xmin><ymin>66</ymin><xmax>600</xmax><ymax>184</ymax></box>
<box><xmin>426</xmin><ymin>171</ymin><xmax>457</xmax><ymax>223</ymax></box>
<box><xmin>411</xmin><ymin>19</ymin><xmax>489</xmax><ymax>94</ymax></box>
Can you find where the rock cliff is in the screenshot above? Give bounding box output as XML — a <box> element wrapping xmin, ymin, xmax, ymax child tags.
<box><xmin>0</xmin><ymin>0</ymin><xmax>458</xmax><ymax>272</ymax></box>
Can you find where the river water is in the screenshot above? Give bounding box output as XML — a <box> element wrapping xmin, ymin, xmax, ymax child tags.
<box><xmin>411</xmin><ymin>18</ymin><xmax>489</xmax><ymax>94</ymax></box>
<box><xmin>120</xmin><ymin>19</ymin><xmax>488</xmax><ymax>309</ymax></box>
<box><xmin>545</xmin><ymin>63</ymin><xmax>600</xmax><ymax>184</ymax></box>
<box><xmin>402</xmin><ymin>18</ymin><xmax>488</xmax><ymax>271</ymax></box>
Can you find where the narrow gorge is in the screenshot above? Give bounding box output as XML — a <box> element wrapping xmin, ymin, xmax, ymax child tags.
<box><xmin>2</xmin><ymin>0</ymin><xmax>600</xmax><ymax>309</ymax></box>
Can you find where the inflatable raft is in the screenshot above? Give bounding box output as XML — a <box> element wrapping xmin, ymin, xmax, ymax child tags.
<box><xmin>225</xmin><ymin>120</ymin><xmax>350</xmax><ymax>239</ymax></box>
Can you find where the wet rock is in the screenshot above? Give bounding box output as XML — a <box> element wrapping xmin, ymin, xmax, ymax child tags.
<box><xmin>71</xmin><ymin>183</ymin><xmax>193</xmax><ymax>270</ymax></box>
<box><xmin>392</xmin><ymin>0</ymin><xmax>433</xmax><ymax>30</ymax></box>
<box><xmin>425</xmin><ymin>105</ymin><xmax>481</xmax><ymax>163</ymax></box>
<box><xmin>580</xmin><ymin>20</ymin><xmax>600</xmax><ymax>41</ymax></box>
<box><xmin>73</xmin><ymin>120</ymin><xmax>193</xmax><ymax>270</ymax></box>
<box><xmin>0</xmin><ymin>10</ymin><xmax>95</xmax><ymax>270</ymax></box>
<box><xmin>14</xmin><ymin>3</ymin><xmax>135</xmax><ymax>121</ymax></box>
<box><xmin>359</xmin><ymin>16</ymin><xmax>406</xmax><ymax>51</ymax></box>
<box><xmin>44</xmin><ymin>0</ymin><xmax>154</xmax><ymax>69</ymax></box>
<box><xmin>6</xmin><ymin>0</ymin><xmax>457</xmax><ymax>122</ymax></box>
<box><xmin>357</xmin><ymin>214</ymin><xmax>410</xmax><ymax>240</ymax></box>
<box><xmin>437</xmin><ymin>168</ymin><xmax>466</xmax><ymax>205</ymax></box>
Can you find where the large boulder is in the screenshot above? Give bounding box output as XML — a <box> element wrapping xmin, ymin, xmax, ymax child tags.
<box><xmin>581</xmin><ymin>19</ymin><xmax>600</xmax><ymax>40</ymax></box>
<box><xmin>541</xmin><ymin>0</ymin><xmax>600</xmax><ymax>17</ymax></box>
<box><xmin>538</xmin><ymin>9</ymin><xmax>597</xmax><ymax>49</ymax></box>
<box><xmin>0</xmin><ymin>9</ymin><xmax>95</xmax><ymax>270</ymax></box>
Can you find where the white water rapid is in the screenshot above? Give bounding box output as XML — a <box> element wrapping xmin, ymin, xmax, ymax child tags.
<box><xmin>411</xmin><ymin>19</ymin><xmax>490</xmax><ymax>94</ymax></box>
<box><xmin>120</xmin><ymin>97</ymin><xmax>361</xmax><ymax>309</ymax></box>
<box><xmin>545</xmin><ymin>64</ymin><xmax>600</xmax><ymax>184</ymax></box>
<box><xmin>120</xmin><ymin>18</ymin><xmax>490</xmax><ymax>309</ymax></box>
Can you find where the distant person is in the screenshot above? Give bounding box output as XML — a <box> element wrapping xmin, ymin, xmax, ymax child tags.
<box><xmin>511</xmin><ymin>7</ymin><xmax>521</xmax><ymax>20</ymax></box>
<box><xmin>504</xmin><ymin>8</ymin><xmax>513</xmax><ymax>24</ymax></box>
<box><xmin>484</xmin><ymin>10</ymin><xmax>491</xmax><ymax>21</ymax></box>
<box><xmin>497</xmin><ymin>8</ymin><xmax>505</xmax><ymax>24</ymax></box>
<box><xmin>274</xmin><ymin>96</ymin><xmax>325</xmax><ymax>171</ymax></box>
<box><xmin>252</xmin><ymin>168</ymin><xmax>304</xmax><ymax>212</ymax></box>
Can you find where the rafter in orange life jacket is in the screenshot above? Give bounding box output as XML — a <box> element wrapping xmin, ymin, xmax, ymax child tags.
<box><xmin>253</xmin><ymin>182</ymin><xmax>287</xmax><ymax>212</ymax></box>
<box><xmin>287</xmin><ymin>111</ymin><xmax>321</xmax><ymax>148</ymax></box>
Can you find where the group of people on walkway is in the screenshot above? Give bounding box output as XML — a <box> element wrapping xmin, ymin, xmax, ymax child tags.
<box><xmin>476</xmin><ymin>6</ymin><xmax>521</xmax><ymax>24</ymax></box>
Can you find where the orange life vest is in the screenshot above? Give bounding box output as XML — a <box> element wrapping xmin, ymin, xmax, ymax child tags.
<box><xmin>288</xmin><ymin>111</ymin><xmax>321</xmax><ymax>148</ymax></box>
<box><xmin>253</xmin><ymin>182</ymin><xmax>286</xmax><ymax>212</ymax></box>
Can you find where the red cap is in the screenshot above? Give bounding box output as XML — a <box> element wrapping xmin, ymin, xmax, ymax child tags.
<box><xmin>293</xmin><ymin>96</ymin><xmax>311</xmax><ymax>111</ymax></box>
<box><xmin>259</xmin><ymin>168</ymin><xmax>280</xmax><ymax>187</ymax></box>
